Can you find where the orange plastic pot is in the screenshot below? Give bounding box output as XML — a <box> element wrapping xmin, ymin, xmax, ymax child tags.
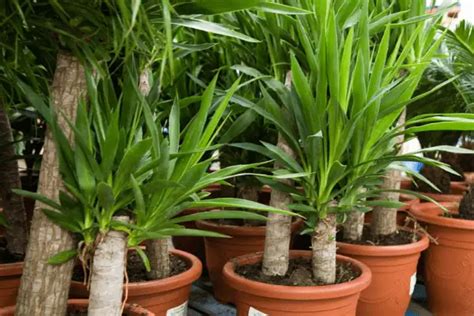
<box><xmin>0</xmin><ymin>299</ymin><xmax>154</xmax><ymax>315</ymax></box>
<box><xmin>223</xmin><ymin>251</ymin><xmax>371</xmax><ymax>316</ymax></box>
<box><xmin>337</xmin><ymin>232</ymin><xmax>429</xmax><ymax>316</ymax></box>
<box><xmin>0</xmin><ymin>261</ymin><xmax>22</xmax><ymax>307</ymax></box>
<box><xmin>410</xmin><ymin>202</ymin><xmax>474</xmax><ymax>315</ymax></box>
<box><xmin>70</xmin><ymin>249</ymin><xmax>201</xmax><ymax>315</ymax></box>
<box><xmin>196</xmin><ymin>219</ymin><xmax>303</xmax><ymax>303</ymax></box>
<box><xmin>401</xmin><ymin>179</ymin><xmax>467</xmax><ymax>203</ymax></box>
<box><xmin>172</xmin><ymin>207</ymin><xmax>211</xmax><ymax>264</ymax></box>
<box><xmin>464</xmin><ymin>172</ymin><xmax>474</xmax><ymax>184</ymax></box>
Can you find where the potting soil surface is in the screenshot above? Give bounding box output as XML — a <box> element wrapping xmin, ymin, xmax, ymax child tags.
<box><xmin>414</xmin><ymin>165</ymin><xmax>451</xmax><ymax>194</ymax></box>
<box><xmin>235</xmin><ymin>257</ymin><xmax>359</xmax><ymax>286</ymax></box>
<box><xmin>0</xmin><ymin>238</ymin><xmax>23</xmax><ymax>263</ymax></box>
<box><xmin>72</xmin><ymin>252</ymin><xmax>188</xmax><ymax>283</ymax></box>
<box><xmin>339</xmin><ymin>226</ymin><xmax>418</xmax><ymax>246</ymax></box>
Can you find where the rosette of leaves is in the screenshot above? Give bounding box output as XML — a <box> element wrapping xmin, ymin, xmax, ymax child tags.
<box><xmin>14</xmin><ymin>66</ymin><xmax>294</xmax><ymax>270</ymax></box>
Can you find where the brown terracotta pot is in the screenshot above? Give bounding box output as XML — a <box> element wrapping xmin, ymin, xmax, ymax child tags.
<box><xmin>337</xmin><ymin>231</ymin><xmax>429</xmax><ymax>316</ymax></box>
<box><xmin>401</xmin><ymin>179</ymin><xmax>467</xmax><ymax>202</ymax></box>
<box><xmin>410</xmin><ymin>202</ymin><xmax>474</xmax><ymax>315</ymax></box>
<box><xmin>0</xmin><ymin>298</ymin><xmax>154</xmax><ymax>315</ymax></box>
<box><xmin>223</xmin><ymin>251</ymin><xmax>371</xmax><ymax>316</ymax></box>
<box><xmin>70</xmin><ymin>249</ymin><xmax>201</xmax><ymax>315</ymax></box>
<box><xmin>172</xmin><ymin>207</ymin><xmax>211</xmax><ymax>264</ymax></box>
<box><xmin>0</xmin><ymin>261</ymin><xmax>22</xmax><ymax>307</ymax></box>
<box><xmin>464</xmin><ymin>172</ymin><xmax>474</xmax><ymax>184</ymax></box>
<box><xmin>172</xmin><ymin>185</ymin><xmax>272</xmax><ymax>264</ymax></box>
<box><xmin>196</xmin><ymin>219</ymin><xmax>303</xmax><ymax>304</ymax></box>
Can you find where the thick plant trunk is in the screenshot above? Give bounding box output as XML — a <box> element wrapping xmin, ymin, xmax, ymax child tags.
<box><xmin>16</xmin><ymin>53</ymin><xmax>86</xmax><ymax>316</ymax></box>
<box><xmin>0</xmin><ymin>106</ymin><xmax>28</xmax><ymax>257</ymax></box>
<box><xmin>139</xmin><ymin>68</ymin><xmax>172</xmax><ymax>281</ymax></box>
<box><xmin>238</xmin><ymin>183</ymin><xmax>261</xmax><ymax>226</ymax></box>
<box><xmin>262</xmin><ymin>134</ymin><xmax>295</xmax><ymax>276</ymax></box>
<box><xmin>371</xmin><ymin>170</ymin><xmax>401</xmax><ymax>236</ymax></box>
<box><xmin>342</xmin><ymin>211</ymin><xmax>364</xmax><ymax>241</ymax></box>
<box><xmin>146</xmin><ymin>238</ymin><xmax>170</xmax><ymax>279</ymax></box>
<box><xmin>88</xmin><ymin>217</ymin><xmax>129</xmax><ymax>316</ymax></box>
<box><xmin>342</xmin><ymin>188</ymin><xmax>367</xmax><ymax>241</ymax></box>
<box><xmin>237</xmin><ymin>183</ymin><xmax>259</xmax><ymax>202</ymax></box>
<box><xmin>311</xmin><ymin>214</ymin><xmax>336</xmax><ymax>284</ymax></box>
<box><xmin>371</xmin><ymin>110</ymin><xmax>406</xmax><ymax>237</ymax></box>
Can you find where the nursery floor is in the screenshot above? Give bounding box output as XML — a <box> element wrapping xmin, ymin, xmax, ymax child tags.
<box><xmin>188</xmin><ymin>275</ymin><xmax>432</xmax><ymax>316</ymax></box>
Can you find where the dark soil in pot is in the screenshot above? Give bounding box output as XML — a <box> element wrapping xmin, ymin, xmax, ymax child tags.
<box><xmin>440</xmin><ymin>152</ymin><xmax>466</xmax><ymax>181</ymax></box>
<box><xmin>456</xmin><ymin>185</ymin><xmax>474</xmax><ymax>220</ymax></box>
<box><xmin>235</xmin><ymin>257</ymin><xmax>359</xmax><ymax>286</ymax></box>
<box><xmin>0</xmin><ymin>238</ymin><xmax>23</xmax><ymax>264</ymax></box>
<box><xmin>414</xmin><ymin>165</ymin><xmax>451</xmax><ymax>193</ymax></box>
<box><xmin>72</xmin><ymin>251</ymin><xmax>188</xmax><ymax>283</ymax></box>
<box><xmin>338</xmin><ymin>226</ymin><xmax>419</xmax><ymax>246</ymax></box>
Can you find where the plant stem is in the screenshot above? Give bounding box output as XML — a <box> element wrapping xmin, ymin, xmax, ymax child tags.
<box><xmin>342</xmin><ymin>211</ymin><xmax>365</xmax><ymax>241</ymax></box>
<box><xmin>88</xmin><ymin>216</ymin><xmax>129</xmax><ymax>316</ymax></box>
<box><xmin>311</xmin><ymin>213</ymin><xmax>337</xmax><ymax>284</ymax></box>
<box><xmin>16</xmin><ymin>52</ymin><xmax>86</xmax><ymax>316</ymax></box>
<box><xmin>262</xmin><ymin>133</ymin><xmax>295</xmax><ymax>276</ymax></box>
<box><xmin>0</xmin><ymin>105</ymin><xmax>28</xmax><ymax>257</ymax></box>
<box><xmin>342</xmin><ymin>188</ymin><xmax>367</xmax><ymax>241</ymax></box>
<box><xmin>371</xmin><ymin>170</ymin><xmax>401</xmax><ymax>236</ymax></box>
<box><xmin>146</xmin><ymin>238</ymin><xmax>170</xmax><ymax>279</ymax></box>
<box><xmin>371</xmin><ymin>110</ymin><xmax>406</xmax><ymax>237</ymax></box>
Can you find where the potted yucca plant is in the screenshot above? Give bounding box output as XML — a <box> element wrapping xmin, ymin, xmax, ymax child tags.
<box><xmin>15</xmin><ymin>65</ymin><xmax>293</xmax><ymax>315</ymax></box>
<box><xmin>222</xmin><ymin>1</ymin><xmax>474</xmax><ymax>315</ymax></box>
<box><xmin>409</xmin><ymin>20</ymin><xmax>474</xmax><ymax>315</ymax></box>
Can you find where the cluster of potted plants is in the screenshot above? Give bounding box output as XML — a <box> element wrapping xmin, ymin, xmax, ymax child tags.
<box><xmin>1</xmin><ymin>1</ymin><xmax>474</xmax><ymax>316</ymax></box>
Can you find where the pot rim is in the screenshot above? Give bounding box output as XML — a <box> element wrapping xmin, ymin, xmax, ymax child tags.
<box><xmin>223</xmin><ymin>250</ymin><xmax>371</xmax><ymax>300</ymax></box>
<box><xmin>0</xmin><ymin>299</ymin><xmax>154</xmax><ymax>315</ymax></box>
<box><xmin>336</xmin><ymin>229</ymin><xmax>429</xmax><ymax>257</ymax></box>
<box><xmin>124</xmin><ymin>249</ymin><xmax>201</xmax><ymax>292</ymax></box>
<box><xmin>410</xmin><ymin>202</ymin><xmax>474</xmax><ymax>230</ymax></box>
<box><xmin>196</xmin><ymin>218</ymin><xmax>303</xmax><ymax>237</ymax></box>
<box><xmin>0</xmin><ymin>260</ymin><xmax>23</xmax><ymax>277</ymax></box>
<box><xmin>71</xmin><ymin>249</ymin><xmax>202</xmax><ymax>294</ymax></box>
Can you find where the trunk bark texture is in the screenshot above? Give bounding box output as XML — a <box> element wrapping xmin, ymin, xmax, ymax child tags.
<box><xmin>88</xmin><ymin>216</ymin><xmax>129</xmax><ymax>316</ymax></box>
<box><xmin>237</xmin><ymin>183</ymin><xmax>259</xmax><ymax>202</ymax></box>
<box><xmin>342</xmin><ymin>211</ymin><xmax>364</xmax><ymax>241</ymax></box>
<box><xmin>139</xmin><ymin>69</ymin><xmax>173</xmax><ymax>281</ymax></box>
<box><xmin>371</xmin><ymin>110</ymin><xmax>406</xmax><ymax>237</ymax></box>
<box><xmin>16</xmin><ymin>53</ymin><xmax>86</xmax><ymax>316</ymax></box>
<box><xmin>371</xmin><ymin>170</ymin><xmax>401</xmax><ymax>236</ymax></box>
<box><xmin>342</xmin><ymin>188</ymin><xmax>367</xmax><ymax>241</ymax></box>
<box><xmin>311</xmin><ymin>213</ymin><xmax>337</xmax><ymax>284</ymax></box>
<box><xmin>262</xmin><ymin>134</ymin><xmax>295</xmax><ymax>276</ymax></box>
<box><xmin>146</xmin><ymin>238</ymin><xmax>170</xmax><ymax>279</ymax></box>
<box><xmin>0</xmin><ymin>106</ymin><xmax>28</xmax><ymax>257</ymax></box>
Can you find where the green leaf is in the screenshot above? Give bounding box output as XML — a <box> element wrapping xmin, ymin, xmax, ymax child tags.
<box><xmin>187</xmin><ymin>198</ymin><xmax>300</xmax><ymax>217</ymax></box>
<box><xmin>170</xmin><ymin>210</ymin><xmax>267</xmax><ymax>224</ymax></box>
<box><xmin>134</xmin><ymin>247</ymin><xmax>151</xmax><ymax>272</ymax></box>
<box><xmin>47</xmin><ymin>249</ymin><xmax>77</xmax><ymax>265</ymax></box>
<box><xmin>0</xmin><ymin>213</ymin><xmax>8</xmax><ymax>227</ymax></box>
<box><xmin>97</xmin><ymin>182</ymin><xmax>115</xmax><ymax>211</ymax></box>
<box><xmin>12</xmin><ymin>189</ymin><xmax>61</xmax><ymax>210</ymax></box>
<box><xmin>365</xmin><ymin>200</ymin><xmax>406</xmax><ymax>209</ymax></box>
<box><xmin>173</xmin><ymin>19</ymin><xmax>260</xmax><ymax>43</ymax></box>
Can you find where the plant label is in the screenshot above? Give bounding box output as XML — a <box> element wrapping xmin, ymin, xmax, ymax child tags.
<box><xmin>409</xmin><ymin>273</ymin><xmax>417</xmax><ymax>296</ymax></box>
<box><xmin>166</xmin><ymin>301</ymin><xmax>187</xmax><ymax>316</ymax></box>
<box><xmin>249</xmin><ymin>306</ymin><xmax>268</xmax><ymax>316</ymax></box>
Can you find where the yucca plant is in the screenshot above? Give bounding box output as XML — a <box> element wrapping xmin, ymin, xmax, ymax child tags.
<box><xmin>235</xmin><ymin>0</ymin><xmax>474</xmax><ymax>284</ymax></box>
<box><xmin>16</xmin><ymin>63</ymin><xmax>294</xmax><ymax>312</ymax></box>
